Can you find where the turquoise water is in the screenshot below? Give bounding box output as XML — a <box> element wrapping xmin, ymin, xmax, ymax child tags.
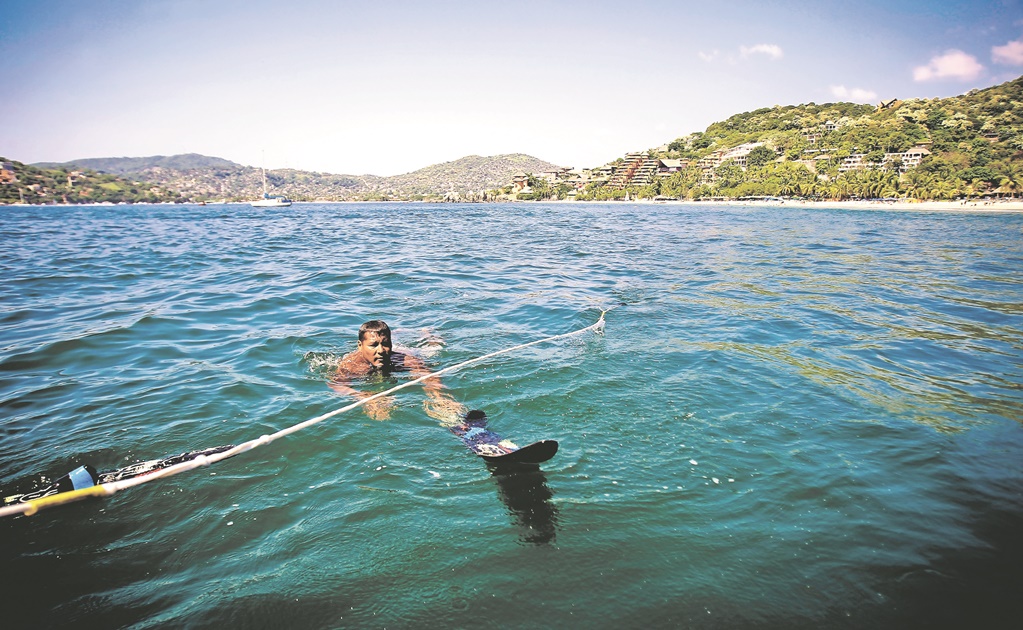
<box><xmin>1</xmin><ymin>202</ymin><xmax>1022</xmax><ymax>628</ymax></box>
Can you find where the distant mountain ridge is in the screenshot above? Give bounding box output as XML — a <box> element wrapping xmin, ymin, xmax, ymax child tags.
<box><xmin>33</xmin><ymin>153</ymin><xmax>244</xmax><ymax>174</ymax></box>
<box><xmin>31</xmin><ymin>153</ymin><xmax>564</xmax><ymax>201</ymax></box>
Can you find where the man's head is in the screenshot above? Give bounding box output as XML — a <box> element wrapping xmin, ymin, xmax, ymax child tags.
<box><xmin>357</xmin><ymin>320</ymin><xmax>393</xmax><ymax>370</ymax></box>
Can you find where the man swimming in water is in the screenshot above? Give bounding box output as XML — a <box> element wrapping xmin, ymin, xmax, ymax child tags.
<box><xmin>330</xmin><ymin>320</ymin><xmax>466</xmax><ymax>423</ymax></box>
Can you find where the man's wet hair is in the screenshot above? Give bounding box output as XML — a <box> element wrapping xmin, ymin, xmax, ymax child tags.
<box><xmin>359</xmin><ymin>320</ymin><xmax>391</xmax><ymax>342</ymax></box>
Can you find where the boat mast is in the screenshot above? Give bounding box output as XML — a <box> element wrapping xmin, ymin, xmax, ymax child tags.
<box><xmin>261</xmin><ymin>150</ymin><xmax>268</xmax><ymax>198</ymax></box>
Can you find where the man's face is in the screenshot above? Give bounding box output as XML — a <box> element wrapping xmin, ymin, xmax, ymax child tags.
<box><xmin>358</xmin><ymin>331</ymin><xmax>392</xmax><ymax>369</ymax></box>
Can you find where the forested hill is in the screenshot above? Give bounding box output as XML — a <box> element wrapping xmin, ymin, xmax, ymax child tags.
<box><xmin>622</xmin><ymin>74</ymin><xmax>1023</xmax><ymax>201</ymax></box>
<box><xmin>381</xmin><ymin>154</ymin><xmax>560</xmax><ymax>195</ymax></box>
<box><xmin>677</xmin><ymin>75</ymin><xmax>1021</xmax><ymax>161</ymax></box>
<box><xmin>33</xmin><ymin>153</ymin><xmax>243</xmax><ymax>174</ymax></box>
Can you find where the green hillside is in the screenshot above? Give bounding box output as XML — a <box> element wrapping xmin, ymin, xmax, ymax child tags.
<box><xmin>0</xmin><ymin>159</ymin><xmax>186</xmax><ymax>205</ymax></box>
<box><xmin>581</xmin><ymin>74</ymin><xmax>1023</xmax><ymax>201</ymax></box>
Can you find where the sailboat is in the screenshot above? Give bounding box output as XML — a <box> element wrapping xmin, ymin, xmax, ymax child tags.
<box><xmin>250</xmin><ymin>160</ymin><xmax>292</xmax><ymax>207</ymax></box>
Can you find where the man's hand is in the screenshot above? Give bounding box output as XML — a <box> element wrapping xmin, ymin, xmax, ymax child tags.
<box><xmin>363</xmin><ymin>395</ymin><xmax>396</xmax><ymax>421</ymax></box>
<box><xmin>423</xmin><ymin>396</ymin><xmax>468</xmax><ymax>427</ymax></box>
<box><xmin>330</xmin><ymin>380</ymin><xmax>396</xmax><ymax>420</ymax></box>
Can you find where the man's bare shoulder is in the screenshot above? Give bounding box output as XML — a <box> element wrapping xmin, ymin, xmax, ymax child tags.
<box><xmin>334</xmin><ymin>349</ymin><xmax>418</xmax><ymax>378</ymax></box>
<box><xmin>335</xmin><ymin>351</ymin><xmax>372</xmax><ymax>378</ymax></box>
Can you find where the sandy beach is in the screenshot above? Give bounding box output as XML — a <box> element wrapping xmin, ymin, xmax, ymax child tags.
<box><xmin>675</xmin><ymin>198</ymin><xmax>1023</xmax><ymax>213</ymax></box>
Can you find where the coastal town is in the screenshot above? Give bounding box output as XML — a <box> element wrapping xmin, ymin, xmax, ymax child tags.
<box><xmin>506</xmin><ymin>140</ymin><xmax>934</xmax><ymax>201</ymax></box>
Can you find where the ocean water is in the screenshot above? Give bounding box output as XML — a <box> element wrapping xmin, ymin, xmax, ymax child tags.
<box><xmin>1</xmin><ymin>202</ymin><xmax>1021</xmax><ymax>629</ymax></box>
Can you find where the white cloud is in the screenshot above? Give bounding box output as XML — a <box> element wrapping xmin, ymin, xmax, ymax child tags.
<box><xmin>739</xmin><ymin>43</ymin><xmax>784</xmax><ymax>60</ymax></box>
<box><xmin>913</xmin><ymin>49</ymin><xmax>984</xmax><ymax>81</ymax></box>
<box><xmin>699</xmin><ymin>43</ymin><xmax>783</xmax><ymax>64</ymax></box>
<box><xmin>992</xmin><ymin>38</ymin><xmax>1023</xmax><ymax>65</ymax></box>
<box><xmin>829</xmin><ymin>85</ymin><xmax>879</xmax><ymax>102</ymax></box>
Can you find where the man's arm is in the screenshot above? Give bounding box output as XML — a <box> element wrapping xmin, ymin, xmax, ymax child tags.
<box><xmin>404</xmin><ymin>354</ymin><xmax>467</xmax><ymax>426</ymax></box>
<box><xmin>329</xmin><ymin>357</ymin><xmax>396</xmax><ymax>420</ymax></box>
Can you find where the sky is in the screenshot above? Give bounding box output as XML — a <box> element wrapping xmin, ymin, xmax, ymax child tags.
<box><xmin>2</xmin><ymin>0</ymin><xmax>1023</xmax><ymax>176</ymax></box>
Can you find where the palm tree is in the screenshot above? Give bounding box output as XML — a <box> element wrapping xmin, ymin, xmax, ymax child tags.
<box><xmin>876</xmin><ymin>171</ymin><xmax>899</xmax><ymax>198</ymax></box>
<box><xmin>831</xmin><ymin>178</ymin><xmax>852</xmax><ymax>200</ymax></box>
<box><xmin>932</xmin><ymin>180</ymin><xmax>958</xmax><ymax>201</ymax></box>
<box><xmin>996</xmin><ymin>162</ymin><xmax>1023</xmax><ymax>199</ymax></box>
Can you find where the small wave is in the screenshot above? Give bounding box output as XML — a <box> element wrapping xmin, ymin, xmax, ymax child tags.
<box><xmin>302</xmin><ymin>350</ymin><xmax>343</xmax><ymax>378</ymax></box>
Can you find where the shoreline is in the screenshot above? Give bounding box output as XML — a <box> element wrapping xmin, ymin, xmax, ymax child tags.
<box><xmin>4</xmin><ymin>199</ymin><xmax>1023</xmax><ymax>213</ymax></box>
<box><xmin>560</xmin><ymin>198</ymin><xmax>1023</xmax><ymax>213</ymax></box>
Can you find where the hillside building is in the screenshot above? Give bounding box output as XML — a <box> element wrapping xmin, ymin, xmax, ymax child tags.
<box><xmin>0</xmin><ymin>162</ymin><xmax>16</xmax><ymax>184</ymax></box>
<box><xmin>606</xmin><ymin>153</ymin><xmax>660</xmax><ymax>189</ymax></box>
<box><xmin>891</xmin><ymin>146</ymin><xmax>930</xmax><ymax>169</ymax></box>
<box><xmin>512</xmin><ymin>172</ymin><xmax>529</xmax><ymax>191</ymax></box>
<box><xmin>838</xmin><ymin>146</ymin><xmax>932</xmax><ymax>173</ymax></box>
<box><xmin>657</xmin><ymin>159</ymin><xmax>687</xmax><ymax>174</ymax></box>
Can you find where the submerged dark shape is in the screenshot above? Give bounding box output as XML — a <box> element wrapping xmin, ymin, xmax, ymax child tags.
<box><xmin>490</xmin><ymin>466</ymin><xmax>560</xmax><ymax>545</ymax></box>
